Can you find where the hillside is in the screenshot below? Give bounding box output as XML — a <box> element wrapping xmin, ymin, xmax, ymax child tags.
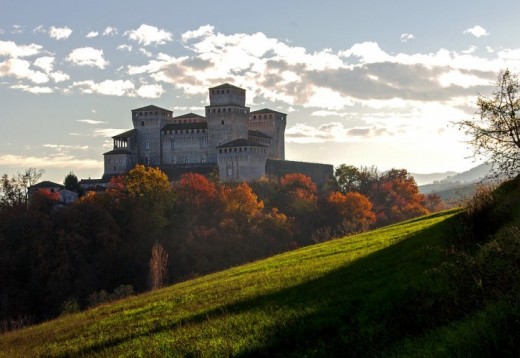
<box><xmin>1</xmin><ymin>177</ymin><xmax>519</xmax><ymax>356</ymax></box>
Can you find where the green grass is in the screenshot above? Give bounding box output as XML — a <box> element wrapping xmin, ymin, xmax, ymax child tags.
<box><xmin>0</xmin><ymin>209</ymin><xmax>463</xmax><ymax>357</ymax></box>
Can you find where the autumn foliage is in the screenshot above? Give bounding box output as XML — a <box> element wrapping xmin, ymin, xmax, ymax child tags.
<box><xmin>0</xmin><ymin>164</ymin><xmax>436</xmax><ymax>327</ymax></box>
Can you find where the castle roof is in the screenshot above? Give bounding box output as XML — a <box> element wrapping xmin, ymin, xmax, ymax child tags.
<box><xmin>112</xmin><ymin>129</ymin><xmax>136</xmax><ymax>139</ymax></box>
<box><xmin>209</xmin><ymin>83</ymin><xmax>245</xmax><ymax>92</ymax></box>
<box><xmin>103</xmin><ymin>148</ymin><xmax>132</xmax><ymax>155</ymax></box>
<box><xmin>248</xmin><ymin>130</ymin><xmax>271</xmax><ymax>139</ymax></box>
<box><xmin>131</xmin><ymin>105</ymin><xmax>172</xmax><ymax>113</ymax></box>
<box><xmin>217</xmin><ymin>139</ymin><xmax>268</xmax><ymax>149</ymax></box>
<box><xmin>250</xmin><ymin>108</ymin><xmax>286</xmax><ymax>116</ymax></box>
<box><xmin>162</xmin><ymin>122</ymin><xmax>208</xmax><ymax>131</ymax></box>
<box><xmin>29</xmin><ymin>181</ymin><xmax>64</xmax><ymax>190</ymax></box>
<box><xmin>173</xmin><ymin>113</ymin><xmax>206</xmax><ymax>120</ymax></box>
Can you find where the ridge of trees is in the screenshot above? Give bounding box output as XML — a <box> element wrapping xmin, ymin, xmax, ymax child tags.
<box><xmin>0</xmin><ymin>164</ymin><xmax>442</xmax><ymax>329</ymax></box>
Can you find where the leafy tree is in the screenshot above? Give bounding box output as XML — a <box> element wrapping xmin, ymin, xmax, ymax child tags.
<box><xmin>459</xmin><ymin>69</ymin><xmax>520</xmax><ymax>178</ymax></box>
<box><xmin>371</xmin><ymin>169</ymin><xmax>428</xmax><ymax>226</ymax></box>
<box><xmin>0</xmin><ymin>168</ymin><xmax>44</xmax><ymax>207</ymax></box>
<box><xmin>325</xmin><ymin>191</ymin><xmax>376</xmax><ymax>234</ymax></box>
<box><xmin>124</xmin><ymin>165</ymin><xmax>171</xmax><ymax>201</ymax></box>
<box><xmin>63</xmin><ymin>172</ymin><xmax>81</xmax><ymax>194</ymax></box>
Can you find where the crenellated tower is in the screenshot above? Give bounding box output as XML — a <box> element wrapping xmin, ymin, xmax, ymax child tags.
<box><xmin>205</xmin><ymin>84</ymin><xmax>250</xmax><ymax>162</ymax></box>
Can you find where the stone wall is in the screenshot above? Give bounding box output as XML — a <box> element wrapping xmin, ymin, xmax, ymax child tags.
<box><xmin>265</xmin><ymin>159</ymin><xmax>334</xmax><ymax>188</ymax></box>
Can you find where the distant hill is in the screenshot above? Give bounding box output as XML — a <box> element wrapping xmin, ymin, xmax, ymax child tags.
<box><xmin>412</xmin><ymin>171</ymin><xmax>458</xmax><ymax>186</ymax></box>
<box><xmin>417</xmin><ymin>163</ymin><xmax>492</xmax><ymax>202</ymax></box>
<box><xmin>413</xmin><ymin>163</ymin><xmax>491</xmax><ymax>187</ymax></box>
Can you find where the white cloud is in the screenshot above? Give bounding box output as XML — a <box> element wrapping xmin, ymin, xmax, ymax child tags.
<box><xmin>286</xmin><ymin>122</ymin><xmax>389</xmax><ymax>144</ymax></box>
<box><xmin>33</xmin><ymin>25</ymin><xmax>46</xmax><ymax>34</ymax></box>
<box><xmin>400</xmin><ymin>33</ymin><xmax>415</xmax><ymax>42</ymax></box>
<box><xmin>117</xmin><ymin>44</ymin><xmax>132</xmax><ymax>52</ymax></box>
<box><xmin>464</xmin><ymin>25</ymin><xmax>489</xmax><ymax>38</ymax></box>
<box><xmin>438</xmin><ymin>70</ymin><xmax>491</xmax><ymax>88</ymax></box>
<box><xmin>136</xmin><ymin>84</ymin><xmax>164</xmax><ymax>98</ymax></box>
<box><xmin>92</xmin><ymin>128</ymin><xmax>129</xmax><ymax>137</ymax></box>
<box><xmin>50</xmin><ymin>71</ymin><xmax>70</xmax><ymax>83</ymax></box>
<box><xmin>43</xmin><ymin>144</ymin><xmax>89</xmax><ymax>151</ymax></box>
<box><xmin>11</xmin><ymin>25</ymin><xmax>24</xmax><ymax>34</ymax></box>
<box><xmin>77</xmin><ymin>119</ymin><xmax>107</xmax><ymax>125</ymax></box>
<box><xmin>86</xmin><ymin>31</ymin><xmax>99</xmax><ymax>38</ymax></box>
<box><xmin>66</xmin><ymin>47</ymin><xmax>109</xmax><ymax>68</ymax></box>
<box><xmin>139</xmin><ymin>48</ymin><xmax>153</xmax><ymax>57</ymax></box>
<box><xmin>74</xmin><ymin>79</ymin><xmax>134</xmax><ymax>96</ymax></box>
<box><xmin>0</xmin><ymin>40</ymin><xmax>42</xmax><ymax>57</ymax></box>
<box><xmin>0</xmin><ymin>153</ymin><xmax>101</xmax><ymax>169</ymax></box>
<box><xmin>125</xmin><ymin>24</ymin><xmax>173</xmax><ymax>46</ymax></box>
<box><xmin>0</xmin><ymin>58</ymin><xmax>49</xmax><ymax>83</ymax></box>
<box><xmin>103</xmin><ymin>27</ymin><xmax>118</xmax><ymax>36</ymax></box>
<box><xmin>181</xmin><ymin>25</ymin><xmax>215</xmax><ymax>42</ymax></box>
<box><xmin>48</xmin><ymin>26</ymin><xmax>72</xmax><ymax>40</ymax></box>
<box><xmin>10</xmin><ymin>84</ymin><xmax>53</xmax><ymax>94</ymax></box>
<box><xmin>33</xmin><ymin>56</ymin><xmax>54</xmax><ymax>72</ymax></box>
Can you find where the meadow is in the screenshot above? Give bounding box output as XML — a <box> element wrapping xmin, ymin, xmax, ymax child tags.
<box><xmin>0</xmin><ymin>209</ymin><xmax>462</xmax><ymax>356</ymax></box>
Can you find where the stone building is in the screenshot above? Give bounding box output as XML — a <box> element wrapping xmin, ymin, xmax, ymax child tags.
<box><xmin>102</xmin><ymin>83</ymin><xmax>332</xmax><ymax>185</ymax></box>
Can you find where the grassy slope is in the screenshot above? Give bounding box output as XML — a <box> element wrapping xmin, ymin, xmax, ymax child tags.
<box><xmin>0</xmin><ymin>209</ymin><xmax>461</xmax><ymax>357</ymax></box>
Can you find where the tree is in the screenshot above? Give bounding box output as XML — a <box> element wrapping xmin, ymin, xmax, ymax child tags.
<box><xmin>0</xmin><ymin>168</ymin><xmax>44</xmax><ymax>207</ymax></box>
<box><xmin>459</xmin><ymin>69</ymin><xmax>520</xmax><ymax>178</ymax></box>
<box><xmin>325</xmin><ymin>191</ymin><xmax>376</xmax><ymax>234</ymax></box>
<box><xmin>149</xmin><ymin>241</ymin><xmax>168</xmax><ymax>291</ymax></box>
<box><xmin>63</xmin><ymin>172</ymin><xmax>81</xmax><ymax>194</ymax></box>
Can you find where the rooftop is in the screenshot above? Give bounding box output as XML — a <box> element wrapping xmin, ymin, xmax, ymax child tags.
<box><xmin>217</xmin><ymin>138</ymin><xmax>268</xmax><ymax>149</ymax></box>
<box><xmin>131</xmin><ymin>105</ymin><xmax>172</xmax><ymax>113</ymax></box>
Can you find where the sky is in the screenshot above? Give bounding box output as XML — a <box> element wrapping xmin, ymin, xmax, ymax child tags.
<box><xmin>1</xmin><ymin>0</ymin><xmax>520</xmax><ymax>183</ymax></box>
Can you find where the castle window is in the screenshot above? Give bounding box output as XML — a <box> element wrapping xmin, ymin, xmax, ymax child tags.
<box><xmin>184</xmin><ymin>155</ymin><xmax>189</xmax><ymax>164</ymax></box>
<box><xmin>221</xmin><ymin>120</ymin><xmax>224</xmax><ymax>125</ymax></box>
<box><xmin>218</xmin><ymin>109</ymin><xmax>220</xmax><ymax>113</ymax></box>
<box><xmin>141</xmin><ymin>121</ymin><xmax>145</xmax><ymax>127</ymax></box>
<box><xmin>170</xmin><ymin>139</ymin><xmax>175</xmax><ymax>150</ymax></box>
<box><xmin>171</xmin><ymin>156</ymin><xmax>176</xmax><ymax>164</ymax></box>
<box><xmin>200</xmin><ymin>154</ymin><xmax>206</xmax><ymax>163</ymax></box>
<box><xmin>145</xmin><ymin>141</ymin><xmax>150</xmax><ymax>150</ymax></box>
<box><xmin>227</xmin><ymin>89</ymin><xmax>229</xmax><ymax>93</ymax></box>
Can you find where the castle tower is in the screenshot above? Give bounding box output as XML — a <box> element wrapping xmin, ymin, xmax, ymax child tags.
<box><xmin>130</xmin><ymin>105</ymin><xmax>173</xmax><ymax>166</ymax></box>
<box><xmin>249</xmin><ymin>108</ymin><xmax>286</xmax><ymax>160</ymax></box>
<box><xmin>205</xmin><ymin>84</ymin><xmax>250</xmax><ymax>162</ymax></box>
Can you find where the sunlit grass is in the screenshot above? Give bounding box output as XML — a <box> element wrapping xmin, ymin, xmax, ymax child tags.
<box><xmin>0</xmin><ymin>209</ymin><xmax>461</xmax><ymax>357</ymax></box>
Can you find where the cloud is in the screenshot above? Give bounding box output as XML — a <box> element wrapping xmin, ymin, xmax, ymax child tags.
<box><xmin>181</xmin><ymin>25</ymin><xmax>215</xmax><ymax>42</ymax></box>
<box><xmin>10</xmin><ymin>84</ymin><xmax>53</xmax><ymax>94</ymax></box>
<box><xmin>11</xmin><ymin>25</ymin><xmax>24</xmax><ymax>34</ymax></box>
<box><xmin>77</xmin><ymin>119</ymin><xmax>107</xmax><ymax>125</ymax></box>
<box><xmin>48</xmin><ymin>26</ymin><xmax>72</xmax><ymax>40</ymax></box>
<box><xmin>0</xmin><ymin>40</ymin><xmax>42</xmax><ymax>57</ymax></box>
<box><xmin>0</xmin><ymin>153</ymin><xmax>101</xmax><ymax>169</ymax></box>
<box><xmin>72</xmin><ymin>79</ymin><xmax>164</xmax><ymax>99</ymax></box>
<box><xmin>102</xmin><ymin>27</ymin><xmax>118</xmax><ymax>36</ymax></box>
<box><xmin>66</xmin><ymin>47</ymin><xmax>109</xmax><ymax>68</ymax></box>
<box><xmin>285</xmin><ymin>122</ymin><xmax>390</xmax><ymax>144</ymax></box>
<box><xmin>33</xmin><ymin>56</ymin><xmax>54</xmax><ymax>72</ymax></box>
<box><xmin>86</xmin><ymin>31</ymin><xmax>99</xmax><ymax>38</ymax></box>
<box><xmin>400</xmin><ymin>33</ymin><xmax>415</xmax><ymax>42</ymax></box>
<box><xmin>43</xmin><ymin>144</ymin><xmax>89</xmax><ymax>151</ymax></box>
<box><xmin>73</xmin><ymin>79</ymin><xmax>134</xmax><ymax>96</ymax></box>
<box><xmin>464</xmin><ymin>25</ymin><xmax>489</xmax><ymax>38</ymax></box>
<box><xmin>92</xmin><ymin>128</ymin><xmax>129</xmax><ymax>137</ymax></box>
<box><xmin>117</xmin><ymin>44</ymin><xmax>132</xmax><ymax>52</ymax></box>
<box><xmin>136</xmin><ymin>84</ymin><xmax>164</xmax><ymax>98</ymax></box>
<box><xmin>0</xmin><ymin>58</ymin><xmax>49</xmax><ymax>83</ymax></box>
<box><xmin>125</xmin><ymin>24</ymin><xmax>173</xmax><ymax>46</ymax></box>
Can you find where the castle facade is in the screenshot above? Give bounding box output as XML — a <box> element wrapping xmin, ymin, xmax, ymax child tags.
<box><xmin>102</xmin><ymin>83</ymin><xmax>332</xmax><ymax>184</ymax></box>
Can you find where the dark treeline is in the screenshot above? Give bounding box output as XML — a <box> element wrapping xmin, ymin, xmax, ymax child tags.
<box><xmin>0</xmin><ymin>165</ymin><xmax>442</xmax><ymax>329</ymax></box>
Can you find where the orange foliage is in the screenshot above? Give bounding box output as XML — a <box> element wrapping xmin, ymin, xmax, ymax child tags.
<box><xmin>326</xmin><ymin>191</ymin><xmax>376</xmax><ymax>232</ymax></box>
<box><xmin>175</xmin><ymin>172</ymin><xmax>217</xmax><ymax>208</ymax></box>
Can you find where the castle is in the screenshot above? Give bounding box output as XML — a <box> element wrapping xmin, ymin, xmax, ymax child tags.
<box><xmin>101</xmin><ymin>83</ymin><xmax>332</xmax><ymax>185</ymax></box>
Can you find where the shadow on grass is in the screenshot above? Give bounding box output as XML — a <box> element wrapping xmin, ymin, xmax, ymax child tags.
<box><xmin>70</xmin><ymin>214</ymin><xmax>460</xmax><ymax>357</ymax></box>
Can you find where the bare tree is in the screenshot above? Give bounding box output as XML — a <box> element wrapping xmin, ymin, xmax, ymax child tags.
<box><xmin>149</xmin><ymin>242</ymin><xmax>169</xmax><ymax>291</ymax></box>
<box><xmin>459</xmin><ymin>69</ymin><xmax>520</xmax><ymax>179</ymax></box>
